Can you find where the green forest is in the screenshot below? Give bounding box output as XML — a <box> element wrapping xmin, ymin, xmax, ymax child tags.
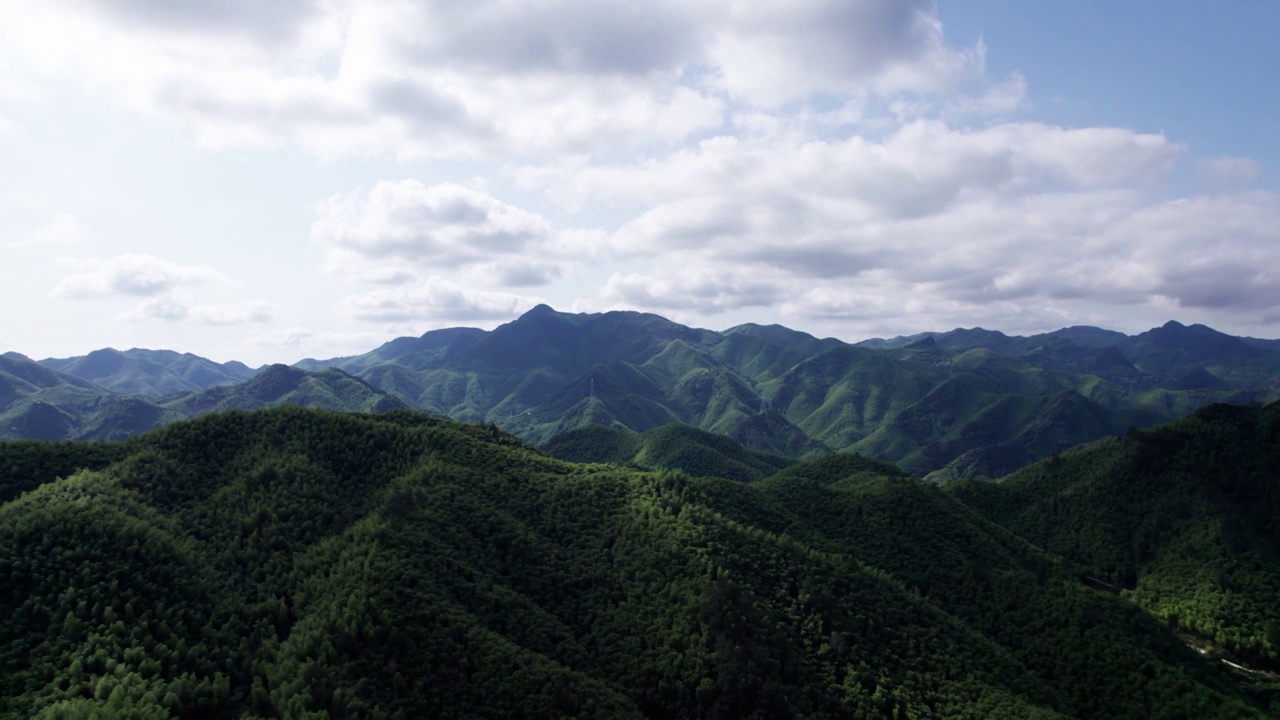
<box><xmin>2</xmin><ymin>404</ymin><xmax>1277</xmax><ymax>718</ymax></box>
<box><xmin>953</xmin><ymin>401</ymin><xmax>1280</xmax><ymax>673</ymax></box>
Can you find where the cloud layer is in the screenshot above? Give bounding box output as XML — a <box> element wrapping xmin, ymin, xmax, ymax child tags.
<box><xmin>4</xmin><ymin>1</ymin><xmax>1276</xmax><ymax>346</ymax></box>
<box><xmin>0</xmin><ymin>0</ymin><xmax>1002</xmax><ymax>158</ymax></box>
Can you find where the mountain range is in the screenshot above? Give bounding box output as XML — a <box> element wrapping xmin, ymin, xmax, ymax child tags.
<box><xmin>4</xmin><ymin>308</ymin><xmax>1277</xmax><ymax>480</ymax></box>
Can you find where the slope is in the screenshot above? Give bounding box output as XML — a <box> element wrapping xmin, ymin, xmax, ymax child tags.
<box><xmin>161</xmin><ymin>364</ymin><xmax>408</xmax><ymax>417</ymax></box>
<box><xmin>543</xmin><ymin>422</ymin><xmax>795</xmax><ymax>482</ymax></box>
<box><xmin>952</xmin><ymin>400</ymin><xmax>1280</xmax><ymax>674</ymax></box>
<box><xmin>0</xmin><ymin>407</ymin><xmax>1269</xmax><ymax>718</ymax></box>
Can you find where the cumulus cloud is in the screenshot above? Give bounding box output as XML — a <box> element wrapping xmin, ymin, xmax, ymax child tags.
<box><xmin>117</xmin><ymin>296</ymin><xmax>191</xmax><ymax>322</ymax></box>
<box><xmin>6</xmin><ymin>0</ymin><xmax>1275</xmax><ymax>343</ymax></box>
<box><xmin>602</xmin><ymin>266</ymin><xmax>783</xmax><ymax>315</ymax></box>
<box><xmin>192</xmin><ymin>301</ymin><xmax>277</xmax><ymax>325</ymax></box>
<box><xmin>246</xmin><ymin>327</ymin><xmax>392</xmax><ymax>359</ymax></box>
<box><xmin>512</xmin><ymin>114</ymin><xmax>1280</xmax><ymax>335</ymax></box>
<box><xmin>69</xmin><ymin>0</ymin><xmax>322</xmax><ymax>41</ymax></box>
<box><xmin>248</xmin><ymin>326</ymin><xmax>316</xmax><ymax>348</ymax></box>
<box><xmin>0</xmin><ymin>0</ymin><xmax>1007</xmax><ymax>158</ymax></box>
<box><xmin>10</xmin><ymin>214</ymin><xmax>86</xmax><ymax>248</ymax></box>
<box><xmin>117</xmin><ymin>296</ymin><xmax>277</xmax><ymax>325</ymax></box>
<box><xmin>345</xmin><ymin>277</ymin><xmax>539</xmax><ymax>323</ymax></box>
<box><xmin>518</xmin><ymin>121</ymin><xmax>1180</xmax><ymax>216</ymax></box>
<box><xmin>314</xmin><ymin>180</ymin><xmax>566</xmax><ymax>286</ymax></box>
<box><xmin>705</xmin><ymin>0</ymin><xmax>982</xmax><ymax>105</ymax></box>
<box><xmin>51</xmin><ymin>254</ymin><xmax>227</xmax><ymax>299</ymax></box>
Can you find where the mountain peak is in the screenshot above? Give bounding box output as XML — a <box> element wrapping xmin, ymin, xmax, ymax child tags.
<box><xmin>521</xmin><ymin>303</ymin><xmax>559</xmax><ymax>319</ymax></box>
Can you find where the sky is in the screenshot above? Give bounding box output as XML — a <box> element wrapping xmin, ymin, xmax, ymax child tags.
<box><xmin>1</xmin><ymin>0</ymin><xmax>1277</xmax><ymax>366</ymax></box>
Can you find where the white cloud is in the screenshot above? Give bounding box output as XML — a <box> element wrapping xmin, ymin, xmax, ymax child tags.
<box><xmin>117</xmin><ymin>296</ymin><xmax>277</xmax><ymax>325</ymax></box>
<box><xmin>705</xmin><ymin>0</ymin><xmax>982</xmax><ymax>106</ymax></box>
<box><xmin>117</xmin><ymin>296</ymin><xmax>191</xmax><ymax>322</ymax></box>
<box><xmin>0</xmin><ymin>0</ymin><xmax>1010</xmax><ymax>159</ymax></box>
<box><xmin>314</xmin><ymin>180</ymin><xmax>566</xmax><ymax>286</ymax></box>
<box><xmin>511</xmin><ymin>115</ymin><xmax>1279</xmax><ymax>336</ymax></box>
<box><xmin>4</xmin><ymin>0</ymin><xmax>1276</xmax><ymax>350</ymax></box>
<box><xmin>67</xmin><ymin>0</ymin><xmax>323</xmax><ymax>41</ymax></box>
<box><xmin>1198</xmin><ymin>156</ymin><xmax>1264</xmax><ymax>182</ymax></box>
<box><xmin>944</xmin><ymin>72</ymin><xmax>1028</xmax><ymax>117</ymax></box>
<box><xmin>248</xmin><ymin>326</ymin><xmax>316</xmax><ymax>348</ymax></box>
<box><xmin>51</xmin><ymin>254</ymin><xmax>227</xmax><ymax>299</ymax></box>
<box><xmin>602</xmin><ymin>266</ymin><xmax>783</xmax><ymax>315</ymax></box>
<box><xmin>246</xmin><ymin>325</ymin><xmax>406</xmax><ymax>361</ymax></box>
<box><xmin>518</xmin><ymin>121</ymin><xmax>1181</xmax><ymax>217</ymax></box>
<box><xmin>345</xmin><ymin>276</ymin><xmax>539</xmax><ymax>323</ymax></box>
<box><xmin>10</xmin><ymin>213</ymin><xmax>86</xmax><ymax>248</ymax></box>
<box><xmin>192</xmin><ymin>301</ymin><xmax>277</xmax><ymax>325</ymax></box>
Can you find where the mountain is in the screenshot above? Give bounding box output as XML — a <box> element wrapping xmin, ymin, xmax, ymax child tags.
<box><xmin>160</xmin><ymin>364</ymin><xmax>408</xmax><ymax>416</ymax></box>
<box><xmin>8</xmin><ymin>309</ymin><xmax>1278</xmax><ymax>479</ymax></box>
<box><xmin>862</xmin><ymin>321</ymin><xmax>1280</xmax><ymax>394</ymax></box>
<box><xmin>311</xmin><ymin>307</ymin><xmax>1271</xmax><ymax>477</ymax></box>
<box><xmin>952</xmin><ymin>400</ymin><xmax>1280</xmax><ymax>675</ymax></box>
<box><xmin>1241</xmin><ymin>336</ymin><xmax>1280</xmax><ymax>352</ymax></box>
<box><xmin>295</xmin><ymin>326</ymin><xmax>488</xmax><ymax>373</ymax></box>
<box><xmin>1</xmin><ymin>407</ymin><xmax>1271</xmax><ymax>718</ymax></box>
<box><xmin>543</xmin><ymin>422</ymin><xmax>797</xmax><ymax>482</ymax></box>
<box><xmin>0</xmin><ymin>356</ymin><xmax>405</xmax><ymax>441</ymax></box>
<box><xmin>39</xmin><ymin>348</ymin><xmax>259</xmax><ymax>398</ymax></box>
<box><xmin>0</xmin><ymin>353</ymin><xmax>179</xmax><ymax>441</ymax></box>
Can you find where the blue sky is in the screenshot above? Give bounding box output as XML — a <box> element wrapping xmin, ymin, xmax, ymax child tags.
<box><xmin>944</xmin><ymin>1</ymin><xmax>1280</xmax><ymax>172</ymax></box>
<box><xmin>1</xmin><ymin>1</ymin><xmax>1276</xmax><ymax>365</ymax></box>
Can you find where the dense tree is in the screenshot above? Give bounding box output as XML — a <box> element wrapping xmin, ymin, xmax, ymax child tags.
<box><xmin>1</xmin><ymin>405</ymin><xmax>1274</xmax><ymax>718</ymax></box>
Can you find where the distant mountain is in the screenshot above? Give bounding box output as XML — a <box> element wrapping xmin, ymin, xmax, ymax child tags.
<box><xmin>301</xmin><ymin>307</ymin><xmax>1273</xmax><ymax>478</ymax></box>
<box><xmin>40</xmin><ymin>347</ymin><xmax>259</xmax><ymax>398</ymax></box>
<box><xmin>0</xmin><ymin>406</ymin><xmax>1269</xmax><ymax>717</ymax></box>
<box><xmin>861</xmin><ymin>321</ymin><xmax>1280</xmax><ymax>393</ymax></box>
<box><xmin>160</xmin><ymin>364</ymin><xmax>407</xmax><ymax>416</ymax></box>
<box><xmin>0</xmin><ymin>356</ymin><xmax>404</xmax><ymax>441</ymax></box>
<box><xmin>953</xmin><ymin>400</ymin><xmax>1280</xmax><ymax>671</ymax></box>
<box><xmin>1240</xmin><ymin>336</ymin><xmax>1280</xmax><ymax>352</ymax></box>
<box><xmin>7</xmin><ymin>309</ymin><xmax>1278</xmax><ymax>479</ymax></box>
<box><xmin>0</xmin><ymin>353</ymin><xmax>178</xmax><ymax>441</ymax></box>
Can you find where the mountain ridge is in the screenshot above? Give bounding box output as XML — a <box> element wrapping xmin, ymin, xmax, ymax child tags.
<box><xmin>10</xmin><ymin>308</ymin><xmax>1279</xmax><ymax>478</ymax></box>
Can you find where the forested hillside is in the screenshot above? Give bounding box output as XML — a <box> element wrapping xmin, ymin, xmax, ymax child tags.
<box><xmin>544</xmin><ymin>423</ymin><xmax>797</xmax><ymax>482</ymax></box>
<box><xmin>953</xmin><ymin>400</ymin><xmax>1280</xmax><ymax>678</ymax></box>
<box><xmin>1</xmin><ymin>407</ymin><xmax>1273</xmax><ymax>718</ymax></box>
